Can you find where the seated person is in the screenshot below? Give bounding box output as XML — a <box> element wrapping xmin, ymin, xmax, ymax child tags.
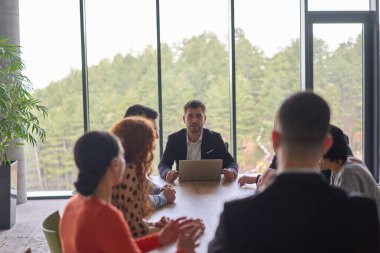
<box><xmin>158</xmin><ymin>100</ymin><xmax>238</xmax><ymax>182</ymax></box>
<box><xmin>124</xmin><ymin>104</ymin><xmax>176</xmax><ymax>209</ymax></box>
<box><xmin>209</xmin><ymin>92</ymin><xmax>379</xmax><ymax>253</ymax></box>
<box><xmin>60</xmin><ymin>131</ymin><xmax>203</xmax><ymax>253</ymax></box>
<box><xmin>319</xmin><ymin>124</ymin><xmax>380</xmax><ymax>220</ymax></box>
<box><xmin>110</xmin><ymin>117</ymin><xmax>179</xmax><ymax>238</ymax></box>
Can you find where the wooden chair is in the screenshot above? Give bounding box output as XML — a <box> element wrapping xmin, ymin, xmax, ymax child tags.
<box><xmin>42</xmin><ymin>211</ymin><xmax>62</xmax><ymax>253</ymax></box>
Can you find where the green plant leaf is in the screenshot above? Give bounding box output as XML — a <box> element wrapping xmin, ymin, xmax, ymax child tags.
<box><xmin>0</xmin><ymin>35</ymin><xmax>48</xmax><ymax>163</ymax></box>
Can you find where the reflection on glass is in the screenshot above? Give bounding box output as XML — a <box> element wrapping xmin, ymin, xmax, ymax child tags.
<box><xmin>86</xmin><ymin>0</ymin><xmax>160</xmax><ymax>170</ymax></box>
<box><xmin>235</xmin><ymin>0</ymin><xmax>300</xmax><ymax>173</ymax></box>
<box><xmin>308</xmin><ymin>0</ymin><xmax>369</xmax><ymax>11</ymax></box>
<box><xmin>313</xmin><ymin>24</ymin><xmax>363</xmax><ymax>158</ymax></box>
<box><xmin>20</xmin><ymin>0</ymin><xmax>82</xmax><ymax>191</ymax></box>
<box><xmin>160</xmin><ymin>0</ymin><xmax>231</xmax><ymax>148</ymax></box>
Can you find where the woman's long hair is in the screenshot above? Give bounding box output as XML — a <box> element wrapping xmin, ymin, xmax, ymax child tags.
<box><xmin>74</xmin><ymin>131</ymin><xmax>120</xmax><ymax>196</ymax></box>
<box><xmin>110</xmin><ymin>116</ymin><xmax>155</xmax><ymax>216</ymax></box>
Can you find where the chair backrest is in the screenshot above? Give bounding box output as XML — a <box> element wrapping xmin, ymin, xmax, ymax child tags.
<box><xmin>42</xmin><ymin>210</ymin><xmax>62</xmax><ymax>253</ymax></box>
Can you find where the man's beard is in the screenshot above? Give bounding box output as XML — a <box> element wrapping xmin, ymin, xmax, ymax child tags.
<box><xmin>189</xmin><ymin>125</ymin><xmax>201</xmax><ymax>134</ymax></box>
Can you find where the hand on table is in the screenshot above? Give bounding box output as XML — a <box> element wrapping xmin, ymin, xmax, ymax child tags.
<box><xmin>153</xmin><ymin>216</ymin><xmax>172</xmax><ymax>228</ymax></box>
<box><xmin>162</xmin><ymin>186</ymin><xmax>176</xmax><ymax>203</ymax></box>
<box><xmin>160</xmin><ymin>184</ymin><xmax>174</xmax><ymax>191</ymax></box>
<box><xmin>223</xmin><ymin>168</ymin><xmax>236</xmax><ymax>182</ymax></box>
<box><xmin>238</xmin><ymin>175</ymin><xmax>257</xmax><ymax>187</ymax></box>
<box><xmin>166</xmin><ymin>170</ymin><xmax>178</xmax><ymax>183</ymax></box>
<box><xmin>158</xmin><ymin>217</ymin><xmax>205</xmax><ymax>247</ymax></box>
<box><xmin>177</xmin><ymin>225</ymin><xmax>204</xmax><ymax>253</ymax></box>
<box><xmin>257</xmin><ymin>168</ymin><xmax>276</xmax><ymax>192</ymax></box>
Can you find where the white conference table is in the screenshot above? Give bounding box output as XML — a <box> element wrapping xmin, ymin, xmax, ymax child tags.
<box><xmin>149</xmin><ymin>175</ymin><xmax>256</xmax><ymax>253</ymax></box>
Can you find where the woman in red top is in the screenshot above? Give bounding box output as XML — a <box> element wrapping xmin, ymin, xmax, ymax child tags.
<box><xmin>60</xmin><ymin>131</ymin><xmax>202</xmax><ymax>253</ymax></box>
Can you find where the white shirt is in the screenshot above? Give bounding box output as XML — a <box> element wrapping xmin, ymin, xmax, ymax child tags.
<box><xmin>186</xmin><ymin>131</ymin><xmax>203</xmax><ymax>160</ymax></box>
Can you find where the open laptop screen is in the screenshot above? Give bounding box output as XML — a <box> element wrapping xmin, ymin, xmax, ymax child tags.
<box><xmin>179</xmin><ymin>159</ymin><xmax>223</xmax><ymax>182</ymax></box>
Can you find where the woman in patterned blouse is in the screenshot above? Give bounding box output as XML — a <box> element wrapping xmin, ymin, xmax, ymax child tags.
<box><xmin>110</xmin><ymin>116</ymin><xmax>169</xmax><ymax>237</ymax></box>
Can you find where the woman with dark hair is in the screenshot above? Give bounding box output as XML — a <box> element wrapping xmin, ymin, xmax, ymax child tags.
<box><xmin>319</xmin><ymin>125</ymin><xmax>380</xmax><ymax>220</ymax></box>
<box><xmin>60</xmin><ymin>131</ymin><xmax>203</xmax><ymax>253</ymax></box>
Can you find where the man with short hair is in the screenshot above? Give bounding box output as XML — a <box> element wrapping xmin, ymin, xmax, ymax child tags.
<box><xmin>158</xmin><ymin>100</ymin><xmax>238</xmax><ymax>182</ymax></box>
<box><xmin>124</xmin><ymin>104</ymin><xmax>159</xmax><ymax>119</ymax></box>
<box><xmin>124</xmin><ymin>104</ymin><xmax>159</xmax><ymax>138</ymax></box>
<box><xmin>124</xmin><ymin>104</ymin><xmax>176</xmax><ymax>209</ymax></box>
<box><xmin>208</xmin><ymin>92</ymin><xmax>379</xmax><ymax>253</ymax></box>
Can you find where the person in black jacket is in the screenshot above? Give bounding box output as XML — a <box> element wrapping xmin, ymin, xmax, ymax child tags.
<box><xmin>158</xmin><ymin>100</ymin><xmax>238</xmax><ymax>182</ymax></box>
<box><xmin>209</xmin><ymin>91</ymin><xmax>379</xmax><ymax>253</ymax></box>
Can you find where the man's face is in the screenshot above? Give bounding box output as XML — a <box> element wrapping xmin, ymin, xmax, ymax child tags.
<box><xmin>183</xmin><ymin>107</ymin><xmax>206</xmax><ymax>134</ymax></box>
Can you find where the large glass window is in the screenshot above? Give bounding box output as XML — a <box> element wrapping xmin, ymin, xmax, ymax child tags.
<box><xmin>160</xmin><ymin>0</ymin><xmax>231</xmax><ymax>151</ymax></box>
<box><xmin>18</xmin><ymin>1</ymin><xmax>380</xmax><ymax>195</ymax></box>
<box><xmin>20</xmin><ymin>0</ymin><xmax>83</xmax><ymax>192</ymax></box>
<box><xmin>86</xmin><ymin>0</ymin><xmax>160</xmax><ymax>166</ymax></box>
<box><xmin>86</xmin><ymin>0</ymin><xmax>157</xmax><ymax>129</ymax></box>
<box><xmin>235</xmin><ymin>0</ymin><xmax>300</xmax><ymax>173</ymax></box>
<box><xmin>313</xmin><ymin>24</ymin><xmax>363</xmax><ymax>158</ymax></box>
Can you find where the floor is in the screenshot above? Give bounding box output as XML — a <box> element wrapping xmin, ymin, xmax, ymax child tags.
<box><xmin>0</xmin><ymin>199</ymin><xmax>67</xmax><ymax>253</ymax></box>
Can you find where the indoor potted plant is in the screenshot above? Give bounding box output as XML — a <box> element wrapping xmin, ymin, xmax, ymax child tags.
<box><xmin>0</xmin><ymin>36</ymin><xmax>47</xmax><ymax>229</ymax></box>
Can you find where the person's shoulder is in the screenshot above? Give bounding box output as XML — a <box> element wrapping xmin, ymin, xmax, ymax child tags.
<box><xmin>204</xmin><ymin>128</ymin><xmax>220</xmax><ymax>135</ymax></box>
<box><xmin>344</xmin><ymin>158</ymin><xmax>366</xmax><ymax>169</ymax></box>
<box><xmin>64</xmin><ymin>194</ymin><xmax>91</xmax><ymax>214</ymax></box>
<box><xmin>66</xmin><ymin>197</ymin><xmax>121</xmax><ymax>221</ymax></box>
<box><xmin>203</xmin><ymin>128</ymin><xmax>223</xmax><ymax>140</ymax></box>
<box><xmin>341</xmin><ymin>165</ymin><xmax>363</xmax><ymax>176</ymax></box>
<box><xmin>62</xmin><ymin>195</ymin><xmax>82</xmax><ymax>218</ymax></box>
<box><xmin>66</xmin><ymin>194</ymin><xmax>82</xmax><ymax>207</ymax></box>
<box><xmin>343</xmin><ymin>159</ymin><xmax>370</xmax><ymax>173</ymax></box>
<box><xmin>97</xmin><ymin>201</ymin><xmax>125</xmax><ymax>224</ymax></box>
<box><xmin>87</xmin><ymin>203</ymin><xmax>128</xmax><ymax>235</ymax></box>
<box><xmin>341</xmin><ymin>161</ymin><xmax>375</xmax><ymax>182</ymax></box>
<box><xmin>223</xmin><ymin>195</ymin><xmax>258</xmax><ymax>215</ymax></box>
<box><xmin>168</xmin><ymin>128</ymin><xmax>186</xmax><ymax>139</ymax></box>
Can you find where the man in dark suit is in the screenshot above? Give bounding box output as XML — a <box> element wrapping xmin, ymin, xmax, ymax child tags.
<box><xmin>208</xmin><ymin>92</ymin><xmax>379</xmax><ymax>253</ymax></box>
<box><xmin>158</xmin><ymin>100</ymin><xmax>238</xmax><ymax>182</ymax></box>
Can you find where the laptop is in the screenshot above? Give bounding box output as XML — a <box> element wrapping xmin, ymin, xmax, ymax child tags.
<box><xmin>179</xmin><ymin>159</ymin><xmax>223</xmax><ymax>182</ymax></box>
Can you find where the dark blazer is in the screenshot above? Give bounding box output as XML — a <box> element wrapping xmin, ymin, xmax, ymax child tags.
<box><xmin>208</xmin><ymin>173</ymin><xmax>379</xmax><ymax>253</ymax></box>
<box><xmin>158</xmin><ymin>128</ymin><xmax>238</xmax><ymax>178</ymax></box>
